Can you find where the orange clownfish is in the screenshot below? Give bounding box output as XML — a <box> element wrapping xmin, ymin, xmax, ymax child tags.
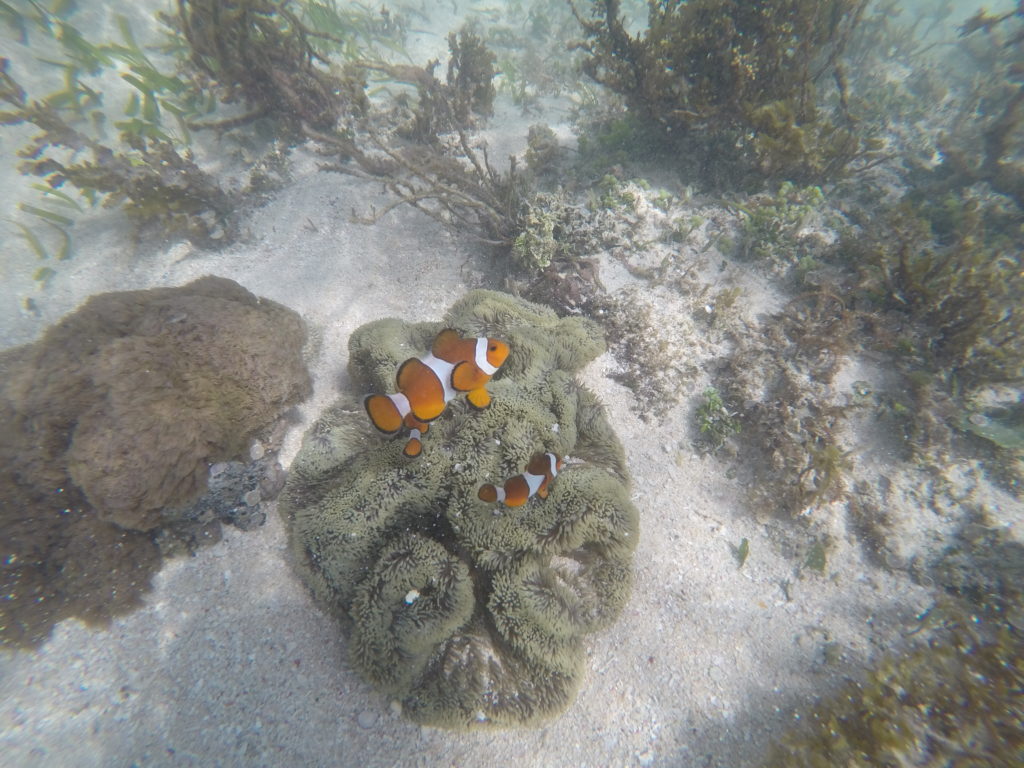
<box><xmin>478</xmin><ymin>452</ymin><xmax>563</xmax><ymax>507</ymax></box>
<box><xmin>364</xmin><ymin>328</ymin><xmax>509</xmax><ymax>458</ymax></box>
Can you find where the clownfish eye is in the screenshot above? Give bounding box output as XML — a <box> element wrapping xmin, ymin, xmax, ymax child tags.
<box><xmin>489</xmin><ymin>344</ymin><xmax>497</xmax><ymax>351</ymax></box>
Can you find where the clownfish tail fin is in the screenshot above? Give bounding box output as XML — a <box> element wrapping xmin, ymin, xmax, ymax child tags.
<box><xmin>404</xmin><ymin>429</ymin><xmax>423</xmax><ymax>458</ymax></box>
<box><xmin>364</xmin><ymin>394</ymin><xmax>403</xmax><ymax>434</ymax></box>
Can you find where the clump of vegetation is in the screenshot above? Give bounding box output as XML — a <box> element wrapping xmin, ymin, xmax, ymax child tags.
<box><xmin>571</xmin><ymin>0</ymin><xmax>877</xmax><ymax>188</ymax></box>
<box><xmin>764</xmin><ymin>612</ymin><xmax>1023</xmax><ymax>766</ymax></box>
<box><xmin>694</xmin><ymin>387</ymin><xmax>741</xmax><ymax>454</ymax></box>
<box><xmin>481</xmin><ymin>0</ymin><xmax>585</xmax><ymax>112</ymax></box>
<box><xmin>715</xmin><ymin>292</ymin><xmax>857</xmax><ymax>516</ymax></box>
<box><xmin>315</xmin><ymin>25</ymin><xmax>536</xmax><ymax>251</ymax></box>
<box><xmin>524</xmin><ymin>123</ymin><xmax>565</xmax><ymax>180</ymax></box>
<box><xmin>734</xmin><ymin>181</ymin><xmax>830</xmax><ymax>274</ymax></box>
<box><xmin>842</xmin><ymin>192</ymin><xmax>1023</xmax><ymax>387</ymax></box>
<box><xmin>592</xmin><ymin>287</ymin><xmax>698</xmax><ymax>421</ymax></box>
<box><xmin>799</xmin><ymin>439</ymin><xmax>853</xmax><ymax>508</ymax></box>
<box><xmin>325</xmin><ymin>126</ymin><xmax>530</xmax><ymax>248</ymax></box>
<box><xmin>512</xmin><ymin>193</ymin><xmax>572</xmax><ymax>270</ymax></box>
<box><xmin>354</xmin><ymin>23</ymin><xmax>495</xmax><ymax>143</ymax></box>
<box><xmin>589</xmin><ymin>173</ymin><xmax>642</xmax><ymax>212</ymax></box>
<box><xmin>1</xmin><ymin>61</ymin><xmax>237</xmax><ymax>248</ymax></box>
<box><xmin>445</xmin><ymin>27</ymin><xmax>497</xmax><ymax>125</ymax></box>
<box><xmin>767</xmin><ymin>508</ymin><xmax>1024</xmax><ymax>766</ymax></box>
<box><xmin>927</xmin><ymin>7</ymin><xmax>1024</xmax><ymax>208</ymax></box>
<box><xmin>171</xmin><ymin>0</ymin><xmax>367</xmax><ymax>135</ymax></box>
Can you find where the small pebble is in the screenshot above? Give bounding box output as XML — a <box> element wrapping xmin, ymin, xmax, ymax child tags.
<box><xmin>250</xmin><ymin>442</ymin><xmax>266</xmax><ymax>460</ymax></box>
<box><xmin>357</xmin><ymin>710</ymin><xmax>377</xmax><ymax>729</ymax></box>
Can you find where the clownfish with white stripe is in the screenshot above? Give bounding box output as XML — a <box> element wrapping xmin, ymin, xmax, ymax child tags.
<box><xmin>364</xmin><ymin>328</ymin><xmax>510</xmax><ymax>458</ymax></box>
<box><xmin>478</xmin><ymin>452</ymin><xmax>563</xmax><ymax>507</ymax></box>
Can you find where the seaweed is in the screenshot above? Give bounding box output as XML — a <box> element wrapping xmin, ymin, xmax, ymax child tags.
<box><xmin>570</xmin><ymin>0</ymin><xmax>877</xmax><ymax>188</ymax></box>
<box><xmin>715</xmin><ymin>292</ymin><xmax>857</xmax><ymax>517</ymax></box>
<box><xmin>694</xmin><ymin>386</ymin><xmax>740</xmax><ymax>454</ymax></box>
<box><xmin>929</xmin><ymin>7</ymin><xmax>1024</xmax><ymax>208</ymax></box>
<box><xmin>310</xmin><ymin>27</ymin><xmax>533</xmax><ymax>250</ymax></box>
<box><xmin>799</xmin><ymin>439</ymin><xmax>853</xmax><ymax>508</ymax></box>
<box><xmin>843</xmin><ymin>193</ymin><xmax>1023</xmax><ymax>387</ymax></box>
<box><xmin>171</xmin><ymin>0</ymin><xmax>367</xmax><ymax>135</ymax></box>
<box><xmin>766</xmin><ymin>510</ymin><xmax>1024</xmax><ymax>766</ymax></box>
<box><xmin>733</xmin><ymin>181</ymin><xmax>830</xmax><ymax>277</ymax></box>
<box><xmin>765</xmin><ymin>616</ymin><xmax>1024</xmax><ymax>766</ymax></box>
<box><xmin>1</xmin><ymin>60</ymin><xmax>238</xmax><ymax>248</ymax></box>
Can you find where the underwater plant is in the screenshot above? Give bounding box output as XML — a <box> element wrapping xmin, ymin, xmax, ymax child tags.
<box><xmin>308</xmin><ymin>24</ymin><xmax>539</xmax><ymax>251</ymax></box>
<box><xmin>281</xmin><ymin>290</ymin><xmax>638</xmax><ymax>728</ymax></box>
<box><xmin>570</xmin><ymin>0</ymin><xmax>875</xmax><ymax>187</ymax></box>
<box><xmin>799</xmin><ymin>439</ymin><xmax>853</xmax><ymax>508</ymax></box>
<box><xmin>714</xmin><ymin>293</ymin><xmax>855</xmax><ymax>517</ymax></box>
<box><xmin>511</xmin><ymin>191</ymin><xmax>584</xmax><ymax>270</ymax></box>
<box><xmin>764</xmin><ymin>613</ymin><xmax>1024</xmax><ymax>766</ymax></box>
<box><xmin>694</xmin><ymin>387</ymin><xmax>740</xmax><ymax>454</ymax></box>
<box><xmin>172</xmin><ymin>0</ymin><xmax>367</xmax><ymax>135</ymax></box>
<box><xmin>843</xmin><ymin>193</ymin><xmax>1023</xmax><ymax>387</ymax></box>
<box><xmin>929</xmin><ymin>6</ymin><xmax>1024</xmax><ymax>208</ymax></box>
<box><xmin>766</xmin><ymin>509</ymin><xmax>1024</xmax><ymax>766</ymax></box>
<box><xmin>734</xmin><ymin>181</ymin><xmax>826</xmax><ymax>265</ymax></box>
<box><xmin>1</xmin><ymin>60</ymin><xmax>238</xmax><ymax>248</ymax></box>
<box><xmin>0</xmin><ymin>276</ymin><xmax>311</xmax><ymax>647</ymax></box>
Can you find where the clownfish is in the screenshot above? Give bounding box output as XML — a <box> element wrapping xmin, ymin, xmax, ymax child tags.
<box><xmin>478</xmin><ymin>452</ymin><xmax>563</xmax><ymax>507</ymax></box>
<box><xmin>364</xmin><ymin>328</ymin><xmax>509</xmax><ymax>458</ymax></box>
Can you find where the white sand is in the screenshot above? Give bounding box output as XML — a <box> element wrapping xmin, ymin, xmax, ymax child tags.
<box><xmin>2</xmin><ymin>3</ymin><xmax>1021</xmax><ymax>767</ymax></box>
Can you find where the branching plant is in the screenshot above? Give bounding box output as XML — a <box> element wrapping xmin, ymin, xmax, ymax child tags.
<box><xmin>569</xmin><ymin>0</ymin><xmax>878</xmax><ymax>187</ymax></box>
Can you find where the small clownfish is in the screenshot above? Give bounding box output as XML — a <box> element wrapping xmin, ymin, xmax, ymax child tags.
<box><xmin>478</xmin><ymin>452</ymin><xmax>563</xmax><ymax>507</ymax></box>
<box><xmin>364</xmin><ymin>328</ymin><xmax>510</xmax><ymax>458</ymax></box>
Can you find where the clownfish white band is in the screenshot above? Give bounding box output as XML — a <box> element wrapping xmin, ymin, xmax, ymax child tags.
<box><xmin>544</xmin><ymin>452</ymin><xmax>559</xmax><ymax>477</ymax></box>
<box><xmin>523</xmin><ymin>470</ymin><xmax>545</xmax><ymax>497</ymax></box>
<box><xmin>475</xmin><ymin>337</ymin><xmax>499</xmax><ymax>376</ymax></box>
<box><xmin>388</xmin><ymin>392</ymin><xmax>411</xmax><ymax>418</ymax></box>
<box><xmin>419</xmin><ymin>353</ymin><xmax>458</xmax><ymax>403</ymax></box>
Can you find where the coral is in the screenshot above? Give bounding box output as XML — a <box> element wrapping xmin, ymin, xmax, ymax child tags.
<box><xmin>0</xmin><ymin>276</ymin><xmax>311</xmax><ymax>647</ymax></box>
<box><xmin>282</xmin><ymin>290</ymin><xmax>637</xmax><ymax>729</ymax></box>
<box><xmin>571</xmin><ymin>0</ymin><xmax>874</xmax><ymax>187</ymax></box>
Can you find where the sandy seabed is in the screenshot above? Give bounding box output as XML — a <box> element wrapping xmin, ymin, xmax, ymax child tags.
<box><xmin>1</xmin><ymin>5</ymin><xmax>1020</xmax><ymax>768</ymax></box>
<box><xmin>0</xmin><ymin>145</ymin><xmax>940</xmax><ymax>768</ymax></box>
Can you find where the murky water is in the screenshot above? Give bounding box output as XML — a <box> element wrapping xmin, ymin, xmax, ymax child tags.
<box><xmin>2</xmin><ymin>1</ymin><xmax>1021</xmax><ymax>766</ymax></box>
